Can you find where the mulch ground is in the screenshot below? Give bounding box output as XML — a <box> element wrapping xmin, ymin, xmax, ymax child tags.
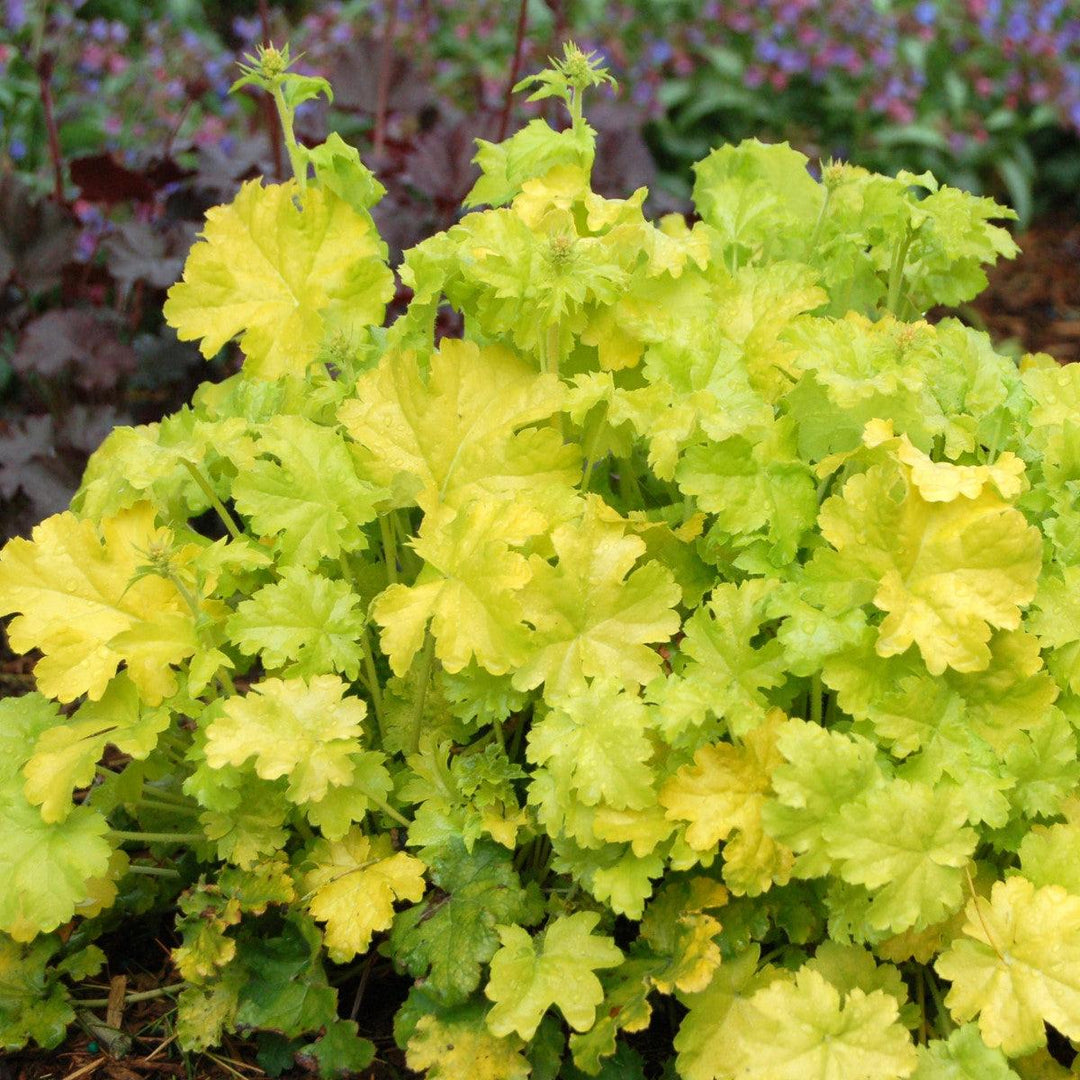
<box><xmin>4</xmin><ymin>969</ymin><xmax>409</xmax><ymax>1080</ymax></box>
<box><xmin>969</xmin><ymin>213</ymin><xmax>1080</xmax><ymax>365</ymax></box>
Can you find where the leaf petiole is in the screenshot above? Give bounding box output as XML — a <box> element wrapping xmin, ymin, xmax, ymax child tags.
<box><xmin>110</xmin><ymin>830</ymin><xmax>205</xmax><ymax>845</ymax></box>
<box><xmin>180</xmin><ymin>460</ymin><xmax>243</xmax><ymax>541</ymax></box>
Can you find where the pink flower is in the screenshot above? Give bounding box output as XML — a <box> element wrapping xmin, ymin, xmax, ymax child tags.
<box><xmin>886</xmin><ymin>100</ymin><xmax>915</xmax><ymax>124</ymax></box>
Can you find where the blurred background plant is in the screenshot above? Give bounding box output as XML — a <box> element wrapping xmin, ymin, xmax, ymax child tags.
<box><xmin>631</xmin><ymin>0</ymin><xmax>1080</xmax><ymax>226</ymax></box>
<box><xmin>1</xmin><ymin>0</ymin><xmax>1079</xmax><ymax>540</ymax></box>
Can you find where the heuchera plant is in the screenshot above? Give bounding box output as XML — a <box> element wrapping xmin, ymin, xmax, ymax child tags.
<box><xmin>2</xmin><ymin>40</ymin><xmax>1078</xmax><ymax>1080</ymax></box>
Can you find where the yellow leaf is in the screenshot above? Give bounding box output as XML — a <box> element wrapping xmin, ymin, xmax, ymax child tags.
<box><xmin>302</xmin><ymin>830</ymin><xmax>425</xmax><ymax>962</ymax></box>
<box><xmin>936</xmin><ymin>876</ymin><xmax>1080</xmax><ymax>1055</ymax></box>
<box><xmin>817</xmin><ymin>430</ymin><xmax>1041</xmax><ymax>675</ymax></box>
<box><xmin>407</xmin><ymin>1006</ymin><xmax>530</xmax><ymax>1080</ymax></box>
<box><xmin>0</xmin><ymin>505</ymin><xmax>197</xmax><ymax>703</ymax></box>
<box><xmin>164</xmin><ymin>180</ymin><xmax>393</xmax><ymax>378</ymax></box>
<box><xmin>660</xmin><ymin>711</ymin><xmax>793</xmax><ymax>895</ymax></box>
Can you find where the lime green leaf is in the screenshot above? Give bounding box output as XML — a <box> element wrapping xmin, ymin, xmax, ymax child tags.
<box><xmin>637</xmin><ymin>338</ymin><xmax>768</xmax><ymax>479</ymax></box>
<box><xmin>936</xmin><ymin>877</ymin><xmax>1080</xmax><ymax>1055</ymax></box>
<box><xmin>0</xmin><ymin>505</ymin><xmax>198</xmax><ymax>704</ymax></box>
<box><xmin>514</xmin><ymin>502</ymin><xmax>681</xmax><ymax>700</ymax></box>
<box><xmin>825</xmin><ymin>627</ymin><xmax>1056</xmax><ymax>759</ymax></box>
<box><xmin>302</xmin><ymin>830</ymin><xmax>426</xmax><ymax>962</ymax></box>
<box><xmin>771</xmin><ymin>581</ymin><xmax>868</xmax><ymax>677</ymax></box>
<box><xmin>806</xmin><ymin>164</ymin><xmax>1016</xmax><ymax>315</ymax></box>
<box><xmin>763</xmin><ymin>719</ymin><xmax>884</xmax><ymax>878</ymax></box>
<box><xmin>466</xmin><ymin>119</ymin><xmax>595</xmax><ymax>209</ymax></box>
<box><xmin>185</xmin><ymin>736</ymin><xmax>292</xmax><ymax>868</ymax></box>
<box><xmin>0</xmin><ymin>793</ymin><xmax>114</xmax><ymax>941</ymax></box>
<box><xmin>1028</xmin><ymin>566</ymin><xmax>1080</xmax><ymax>692</ymax></box>
<box><xmin>55</xmin><ymin>944</ymin><xmax>106</xmax><ymax>982</ymax></box>
<box><xmin>390</xmin><ymin>840</ymin><xmax>542</xmax><ymax>1005</ymax></box>
<box><xmin>484</xmin><ymin>911</ymin><xmax>623</xmax><ymax>1040</ymax></box>
<box><xmin>900</xmin><ymin>184</ymin><xmax>1018</xmax><ymax>312</ymax></box>
<box><xmin>174</xmin><ymin>884</ymin><xmax>240</xmax><ymax>982</ymax></box>
<box><xmin>407</xmin><ymin>1003</ymin><xmax>530</xmax><ymax>1080</ymax></box>
<box><xmin>199</xmin><ymin>803</ymin><xmax>290</xmax><ymax>870</ymax></box>
<box><xmin>303</xmin><ymin>132</ymin><xmax>385</xmax><ymax>215</ymax></box>
<box><xmin>568</xmin><ymin>1033</ymin><xmax>647</xmax><ymax>1080</ymax></box>
<box><xmin>692</xmin><ymin>140</ymin><xmax>822</xmax><ymax>263</ymax></box>
<box><xmin>404</xmin><ymin>191</ymin><xmax>633</xmax><ymax>357</ymax></box>
<box><xmin>1023</xmin><ymin>361</ymin><xmax>1080</xmax><ymax>451</ymax></box>
<box><xmin>0</xmin><ymin>694</ymin><xmax>62</xmax><ymax>787</ymax></box>
<box><xmin>579</xmin><ymin>253</ymin><xmax>712</xmax><ymax>371</ymax></box>
<box><xmin>24</xmin><ymin>674</ymin><xmax>169</xmax><ymax>822</ymax></box>
<box><xmin>303</xmin><ymin>750</ymin><xmax>394</xmax><ymax>840</ymax></box>
<box><xmin>674</xmin><ymin>945</ymin><xmax>779</xmax><ymax>1080</ymax></box>
<box><xmin>824</xmin><ymin>781</ymin><xmax>976</xmax><ymax>934</ymax></box>
<box><xmin>527</xmin><ymin>679</ymin><xmax>655</xmax><ymax>811</ymax></box>
<box><xmin>805</xmin><ymin>942</ymin><xmax>911</xmax><ymax>1021</ymax></box>
<box><xmin>676</xmin><ymin>417</ymin><xmax>817</xmax><ymax>564</ymax></box>
<box><xmin>442</xmin><ymin>663</ymin><xmax>529</xmax><ymax>727</ymax></box>
<box><xmin>1003</xmin><ymin>710</ymin><xmax>1080</xmax><ymax>818</ymax></box>
<box><xmin>176</xmin><ymin>969</ymin><xmax>245</xmax><ymax>1051</ymax></box>
<box><xmin>733</xmin><ymin>966</ymin><xmax>917</xmax><ymax>1080</ymax></box>
<box><xmin>783</xmin><ymin>314</ymin><xmax>948</xmax><ymax>461</ymax></box>
<box><xmin>709</xmin><ymin>261</ymin><xmax>827</xmax><ymax>401</ymax></box>
<box><xmin>164</xmin><ymin>179</ymin><xmax>393</xmax><ymax>378</ymax></box>
<box><xmin>551</xmin><ymin>839</ymin><xmax>665</xmax><ymax>919</ymax></box>
<box><xmin>227</xmin><ymin>567</ymin><xmax>367</xmax><ymax>680</ymax></box>
<box><xmin>1018</xmin><ymin>823</ymin><xmax>1080</xmax><ymax>895</ymax></box>
<box><xmin>232</xmin><ymin>414</ymin><xmax>382</xmax><ymax>569</ymax></box>
<box><xmin>0</xmin><ymin>936</ymin><xmax>75</xmax><ymax>1050</ymax></box>
<box><xmin>656</xmin><ymin>580</ymin><xmax>786</xmax><ymax>739</ymax></box>
<box><xmin>341</xmin><ymin>339</ymin><xmax>576</xmax><ymax>512</ymax></box>
<box><xmin>205</xmin><ymin>676</ymin><xmax>368</xmax><ymax>805</ymax></box>
<box><xmin>74</xmin><ymin>412</ymin><xmax>256</xmax><ymax>521</ymax></box>
<box><xmin>566</xmin><ymin>956</ymin><xmax>656</xmax><ymax>1072</ymax></box>
<box><xmin>173</xmin><ymin>862</ymin><xmax>296</xmax><ymax>984</ymax></box>
<box><xmin>912</xmin><ymin>1024</ymin><xmax>1019</xmax><ymax>1080</ymax></box>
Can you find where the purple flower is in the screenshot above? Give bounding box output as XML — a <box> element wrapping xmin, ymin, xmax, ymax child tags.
<box><xmin>745</xmin><ymin>64</ymin><xmax>766</xmax><ymax>88</ymax></box>
<box><xmin>646</xmin><ymin>39</ymin><xmax>673</xmax><ymax>65</ymax></box>
<box><xmin>4</xmin><ymin>0</ymin><xmax>26</xmax><ymax>32</ymax></box>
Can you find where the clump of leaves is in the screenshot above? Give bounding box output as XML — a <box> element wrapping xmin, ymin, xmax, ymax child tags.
<box><xmin>1</xmin><ymin>40</ymin><xmax>1076</xmax><ymax>1080</ymax></box>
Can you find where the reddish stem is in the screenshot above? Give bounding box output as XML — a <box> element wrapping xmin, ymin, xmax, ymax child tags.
<box><xmin>258</xmin><ymin>0</ymin><xmax>285</xmax><ymax>182</ymax></box>
<box><xmin>373</xmin><ymin>0</ymin><xmax>401</xmax><ymax>159</ymax></box>
<box><xmin>163</xmin><ymin>98</ymin><xmax>193</xmax><ymax>159</ymax></box>
<box><xmin>36</xmin><ymin>52</ymin><xmax>66</xmax><ymax>204</ymax></box>
<box><xmin>497</xmin><ymin>0</ymin><xmax>530</xmax><ymax>143</ymax></box>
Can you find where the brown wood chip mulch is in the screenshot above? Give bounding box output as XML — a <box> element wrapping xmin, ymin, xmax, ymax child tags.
<box><xmin>970</xmin><ymin>213</ymin><xmax>1080</xmax><ymax>365</ymax></box>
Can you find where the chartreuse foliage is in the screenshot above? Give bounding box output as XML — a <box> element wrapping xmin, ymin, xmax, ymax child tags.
<box><xmin>0</xmin><ymin>36</ymin><xmax>1076</xmax><ymax>1080</ymax></box>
